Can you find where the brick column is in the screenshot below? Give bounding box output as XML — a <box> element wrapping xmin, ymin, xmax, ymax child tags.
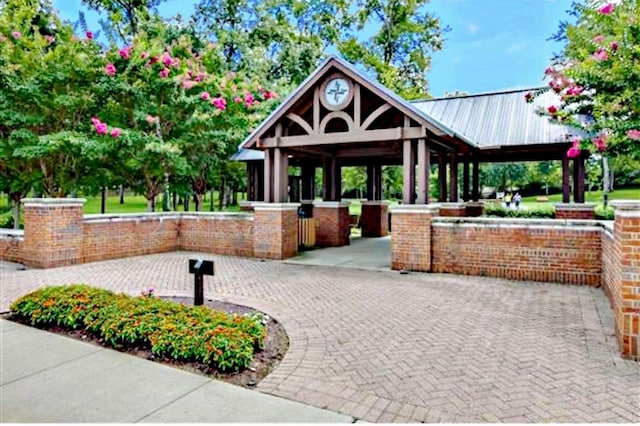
<box><xmin>22</xmin><ymin>198</ymin><xmax>85</xmax><ymax>268</ymax></box>
<box><xmin>439</xmin><ymin>202</ymin><xmax>466</xmax><ymax>217</ymax></box>
<box><xmin>361</xmin><ymin>201</ymin><xmax>389</xmax><ymax>237</ymax></box>
<box><xmin>465</xmin><ymin>201</ymin><xmax>485</xmax><ymax>217</ymax></box>
<box><xmin>252</xmin><ymin>203</ymin><xmax>298</xmax><ymax>260</ymax></box>
<box><xmin>611</xmin><ymin>201</ymin><xmax>640</xmax><ymax>359</ymax></box>
<box><xmin>554</xmin><ymin>203</ymin><xmax>596</xmax><ymax>220</ymax></box>
<box><xmin>391</xmin><ymin>204</ymin><xmax>439</xmax><ymax>272</ymax></box>
<box><xmin>314</xmin><ymin>201</ymin><xmax>350</xmax><ymax>247</ymax></box>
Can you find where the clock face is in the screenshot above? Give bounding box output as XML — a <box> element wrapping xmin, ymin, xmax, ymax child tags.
<box><xmin>324</xmin><ymin>78</ymin><xmax>350</xmax><ymax>106</ymax></box>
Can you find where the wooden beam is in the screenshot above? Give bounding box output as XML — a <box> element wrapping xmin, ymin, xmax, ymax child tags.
<box><xmin>313</xmin><ymin>86</ymin><xmax>320</xmax><ymax>133</ymax></box>
<box><xmin>361</xmin><ymin>103</ymin><xmax>392</xmax><ymax>130</ymax></box>
<box><xmin>259</xmin><ymin>127</ymin><xmax>426</xmax><ymax>148</ymax></box>
<box><xmin>286</xmin><ymin>113</ymin><xmax>314</xmax><ymax>135</ymax></box>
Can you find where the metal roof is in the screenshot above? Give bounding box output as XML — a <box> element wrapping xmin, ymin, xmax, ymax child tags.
<box><xmin>412</xmin><ymin>88</ymin><xmax>588</xmax><ymax>149</ymax></box>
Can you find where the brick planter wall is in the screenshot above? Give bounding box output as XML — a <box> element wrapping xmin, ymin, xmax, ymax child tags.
<box><xmin>82</xmin><ymin>214</ymin><xmax>180</xmax><ymax>263</ymax></box>
<box><xmin>361</xmin><ymin>201</ymin><xmax>389</xmax><ymax>237</ymax></box>
<box><xmin>555</xmin><ymin>203</ymin><xmax>596</xmax><ymax>220</ymax></box>
<box><xmin>431</xmin><ymin>217</ymin><xmax>602</xmax><ymax>285</ymax></box>
<box><xmin>180</xmin><ymin>213</ymin><xmax>254</xmax><ymax>257</ymax></box>
<box><xmin>253</xmin><ymin>203</ymin><xmax>298</xmax><ymax>260</ymax></box>
<box><xmin>0</xmin><ymin>230</ymin><xmax>24</xmax><ymax>264</ymax></box>
<box><xmin>439</xmin><ymin>203</ymin><xmax>466</xmax><ymax>217</ymax></box>
<box><xmin>465</xmin><ymin>202</ymin><xmax>484</xmax><ymax>217</ymax></box>
<box><xmin>314</xmin><ymin>201</ymin><xmax>350</xmax><ymax>247</ymax></box>
<box><xmin>610</xmin><ymin>202</ymin><xmax>640</xmax><ymax>359</ymax></box>
<box><xmin>22</xmin><ymin>198</ymin><xmax>85</xmax><ymax>268</ymax></box>
<box><xmin>391</xmin><ymin>205</ymin><xmax>438</xmax><ymax>272</ymax></box>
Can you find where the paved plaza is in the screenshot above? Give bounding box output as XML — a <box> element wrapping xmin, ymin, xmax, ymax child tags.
<box><xmin>1</xmin><ymin>249</ymin><xmax>639</xmax><ymax>423</ymax></box>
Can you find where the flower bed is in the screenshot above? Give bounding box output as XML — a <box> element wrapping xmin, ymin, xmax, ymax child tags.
<box><xmin>10</xmin><ymin>285</ymin><xmax>267</xmax><ymax>372</ymax></box>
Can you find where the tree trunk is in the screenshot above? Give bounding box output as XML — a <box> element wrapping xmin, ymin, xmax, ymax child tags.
<box><xmin>210</xmin><ymin>188</ymin><xmax>214</xmax><ymax>211</ymax></box>
<box><xmin>146</xmin><ymin>197</ymin><xmax>154</xmax><ymax>212</ymax></box>
<box><xmin>194</xmin><ymin>193</ymin><xmax>202</xmax><ymax>211</ymax></box>
<box><xmin>218</xmin><ymin>180</ymin><xmax>225</xmax><ymax>211</ymax></box>
<box><xmin>12</xmin><ymin>200</ymin><xmax>20</xmax><ymax>230</ymax></box>
<box><xmin>602</xmin><ymin>156</ymin><xmax>611</xmax><ymax>208</ymax></box>
<box><xmin>172</xmin><ymin>192</ymin><xmax>177</xmax><ymax>211</ymax></box>
<box><xmin>231</xmin><ymin>188</ymin><xmax>238</xmax><ymax>206</ymax></box>
<box><xmin>119</xmin><ymin>185</ymin><xmax>125</xmax><ymax>204</ymax></box>
<box><xmin>184</xmin><ymin>193</ymin><xmax>190</xmax><ymax>211</ymax></box>
<box><xmin>101</xmin><ymin>187</ymin><xmax>106</xmax><ymax>214</ymax></box>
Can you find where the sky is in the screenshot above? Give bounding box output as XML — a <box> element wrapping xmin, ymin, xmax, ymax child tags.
<box><xmin>52</xmin><ymin>0</ymin><xmax>574</xmax><ymax>98</ymax></box>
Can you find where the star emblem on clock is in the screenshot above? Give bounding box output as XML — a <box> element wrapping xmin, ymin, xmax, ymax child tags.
<box><xmin>320</xmin><ymin>75</ymin><xmax>353</xmax><ymax>110</ymax></box>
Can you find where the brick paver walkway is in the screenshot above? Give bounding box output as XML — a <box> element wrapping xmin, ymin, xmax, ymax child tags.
<box><xmin>1</xmin><ymin>252</ymin><xmax>638</xmax><ymax>423</ymax></box>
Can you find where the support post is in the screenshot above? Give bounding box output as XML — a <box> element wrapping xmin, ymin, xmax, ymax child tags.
<box><xmin>264</xmin><ymin>148</ymin><xmax>273</xmax><ymax>203</ymax></box>
<box><xmin>402</xmin><ymin>140</ymin><xmax>416</xmax><ymax>204</ymax></box>
<box><xmin>449</xmin><ymin>152</ymin><xmax>458</xmax><ymax>202</ymax></box>
<box><xmin>301</xmin><ymin>164</ymin><xmax>315</xmax><ymax>200</ymax></box>
<box><xmin>438</xmin><ymin>154</ymin><xmax>447</xmax><ymax>202</ymax></box>
<box><xmin>416</xmin><ymin>139</ymin><xmax>430</xmax><ymax>204</ymax></box>
<box><xmin>462</xmin><ymin>154</ymin><xmax>470</xmax><ymax>201</ymax></box>
<box><xmin>562</xmin><ymin>152</ymin><xmax>571</xmax><ymax>203</ymax></box>
<box><xmin>574</xmin><ymin>153</ymin><xmax>586</xmax><ymax>203</ymax></box>
<box><xmin>472</xmin><ymin>152</ymin><xmax>480</xmax><ymax>201</ymax></box>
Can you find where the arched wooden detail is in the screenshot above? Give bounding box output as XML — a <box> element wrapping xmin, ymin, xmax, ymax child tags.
<box><xmin>286</xmin><ymin>113</ymin><xmax>313</xmax><ymax>135</ymax></box>
<box><xmin>361</xmin><ymin>103</ymin><xmax>392</xmax><ymax>130</ymax></box>
<box><xmin>320</xmin><ymin>111</ymin><xmax>354</xmax><ymax>134</ymax></box>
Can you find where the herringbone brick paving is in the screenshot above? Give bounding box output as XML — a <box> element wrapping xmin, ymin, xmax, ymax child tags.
<box><xmin>1</xmin><ymin>252</ymin><xmax>638</xmax><ymax>423</ymax></box>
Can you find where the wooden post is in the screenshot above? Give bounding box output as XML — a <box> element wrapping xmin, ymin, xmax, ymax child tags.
<box><xmin>438</xmin><ymin>154</ymin><xmax>447</xmax><ymax>202</ymax></box>
<box><xmin>367</xmin><ymin>164</ymin><xmax>374</xmax><ymax>201</ymax></box>
<box><xmin>574</xmin><ymin>153</ymin><xmax>586</xmax><ymax>203</ymax></box>
<box><xmin>462</xmin><ymin>154</ymin><xmax>470</xmax><ymax>201</ymax></box>
<box><xmin>374</xmin><ymin>164</ymin><xmax>382</xmax><ymax>201</ymax></box>
<box><xmin>264</xmin><ymin>148</ymin><xmax>273</xmax><ymax>203</ymax></box>
<box><xmin>449</xmin><ymin>152</ymin><xmax>458</xmax><ymax>202</ymax></box>
<box><xmin>332</xmin><ymin>158</ymin><xmax>341</xmax><ymax>201</ymax></box>
<box><xmin>273</xmin><ymin>148</ymin><xmax>288</xmax><ymax>203</ymax></box>
<box><xmin>416</xmin><ymin>139</ymin><xmax>430</xmax><ymax>204</ymax></box>
<box><xmin>301</xmin><ymin>164</ymin><xmax>315</xmax><ymax>200</ymax></box>
<box><xmin>403</xmin><ymin>140</ymin><xmax>416</xmax><ymax>204</ymax></box>
<box><xmin>472</xmin><ymin>152</ymin><xmax>480</xmax><ymax>201</ymax></box>
<box><xmin>562</xmin><ymin>152</ymin><xmax>571</xmax><ymax>203</ymax></box>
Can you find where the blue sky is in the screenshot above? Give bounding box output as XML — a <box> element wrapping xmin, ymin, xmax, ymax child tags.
<box><xmin>52</xmin><ymin>0</ymin><xmax>573</xmax><ymax>98</ymax></box>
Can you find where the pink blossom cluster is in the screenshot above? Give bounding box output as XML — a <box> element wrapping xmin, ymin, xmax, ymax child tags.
<box><xmin>567</xmin><ymin>138</ymin><xmax>582</xmax><ymax>158</ymax></box>
<box><xmin>91</xmin><ymin>117</ymin><xmax>120</xmax><ymax>138</ymax></box>
<box><xmin>628</xmin><ymin>129</ymin><xmax>640</xmax><ymax>140</ymax></box>
<box><xmin>12</xmin><ymin>31</ymin><xmax>21</xmax><ymax>39</ymax></box>
<box><xmin>86</xmin><ymin>32</ymin><xmax>93</xmax><ymax>40</ymax></box>
<box><xmin>146</xmin><ymin>115</ymin><xmax>158</xmax><ymax>124</ymax></box>
<box><xmin>105</xmin><ymin>63</ymin><xmax>116</xmax><ymax>76</ymax></box>
<box><xmin>598</xmin><ymin>3</ymin><xmax>614</xmax><ymax>15</ymax></box>
<box><xmin>593</xmin><ymin>133</ymin><xmax>607</xmax><ymax>151</ymax></box>
<box><xmin>119</xmin><ymin>46</ymin><xmax>131</xmax><ymax>60</ymax></box>
<box><xmin>211</xmin><ymin>96</ymin><xmax>226</xmax><ymax>111</ymax></box>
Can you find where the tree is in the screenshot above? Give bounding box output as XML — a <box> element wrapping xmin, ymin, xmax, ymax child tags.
<box><xmin>339</xmin><ymin>0</ymin><xmax>448</xmax><ymax>99</ymax></box>
<box><xmin>80</xmin><ymin>0</ymin><xmax>166</xmax><ymax>40</ymax></box>
<box><xmin>529</xmin><ymin>0</ymin><xmax>640</xmax><ymax>162</ymax></box>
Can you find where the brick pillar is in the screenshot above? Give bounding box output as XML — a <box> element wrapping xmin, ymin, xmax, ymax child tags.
<box><xmin>22</xmin><ymin>198</ymin><xmax>85</xmax><ymax>268</ymax></box>
<box><xmin>361</xmin><ymin>201</ymin><xmax>389</xmax><ymax>237</ymax></box>
<box><xmin>314</xmin><ymin>201</ymin><xmax>350</xmax><ymax>247</ymax></box>
<box><xmin>465</xmin><ymin>201</ymin><xmax>485</xmax><ymax>217</ymax></box>
<box><xmin>391</xmin><ymin>205</ymin><xmax>438</xmax><ymax>272</ymax></box>
<box><xmin>439</xmin><ymin>202</ymin><xmax>466</xmax><ymax>217</ymax></box>
<box><xmin>611</xmin><ymin>201</ymin><xmax>640</xmax><ymax>359</ymax></box>
<box><xmin>252</xmin><ymin>203</ymin><xmax>298</xmax><ymax>260</ymax></box>
<box><xmin>554</xmin><ymin>203</ymin><xmax>596</xmax><ymax>220</ymax></box>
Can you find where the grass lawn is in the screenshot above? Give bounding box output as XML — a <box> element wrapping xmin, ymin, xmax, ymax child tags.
<box><xmin>82</xmin><ymin>192</ymin><xmax>243</xmax><ymax>214</ymax></box>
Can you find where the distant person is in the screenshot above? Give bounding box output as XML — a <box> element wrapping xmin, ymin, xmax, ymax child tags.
<box><xmin>514</xmin><ymin>192</ymin><xmax>522</xmax><ymax>209</ymax></box>
<box><xmin>504</xmin><ymin>192</ymin><xmax>512</xmax><ymax>209</ymax></box>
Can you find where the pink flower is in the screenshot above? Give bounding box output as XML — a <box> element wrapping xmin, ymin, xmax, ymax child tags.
<box><xmin>194</xmin><ymin>72</ymin><xmax>205</xmax><ymax>82</ymax></box>
<box><xmin>145</xmin><ymin>115</ymin><xmax>158</xmax><ymax>124</ymax></box>
<box><xmin>567</xmin><ymin>139</ymin><xmax>581</xmax><ymax>158</ymax></box>
<box><xmin>627</xmin><ymin>129</ymin><xmax>640</xmax><ymax>140</ymax></box>
<box><xmin>524</xmin><ymin>92</ymin><xmax>534</xmax><ymax>103</ymax></box>
<box><xmin>119</xmin><ymin>46</ymin><xmax>131</xmax><ymax>59</ymax></box>
<box><xmin>611</xmin><ymin>41</ymin><xmax>618</xmax><ymax>51</ymax></box>
<box><xmin>598</xmin><ymin>3</ymin><xmax>614</xmax><ymax>14</ymax></box>
<box><xmin>593</xmin><ymin>35</ymin><xmax>605</xmax><ymax>44</ymax></box>
<box><xmin>45</xmin><ymin>35</ymin><xmax>55</xmax><ymax>43</ymax></box>
<box><xmin>233</xmin><ymin>96</ymin><xmax>242</xmax><ymax>103</ymax></box>
<box><xmin>566</xmin><ymin>85</ymin><xmax>583</xmax><ymax>96</ymax></box>
<box><xmin>244</xmin><ymin>92</ymin><xmax>255</xmax><ymax>107</ymax></box>
<box><xmin>200</xmin><ymin>91</ymin><xmax>211</xmax><ymax>101</ymax></box>
<box><xmin>105</xmin><ymin>63</ymin><xmax>116</xmax><ymax>76</ymax></box>
<box><xmin>85</xmin><ymin>31</ymin><xmax>93</xmax><ymax>40</ymax></box>
<box><xmin>547</xmin><ymin>105</ymin><xmax>558</xmax><ymax>114</ymax></box>
<box><xmin>183</xmin><ymin>80</ymin><xmax>195</xmax><ymax>89</ymax></box>
<box><xmin>91</xmin><ymin>117</ymin><xmax>101</xmax><ymax>126</ymax></box>
<box><xmin>163</xmin><ymin>53</ymin><xmax>172</xmax><ymax>67</ymax></box>
<box><xmin>593</xmin><ymin>134</ymin><xmax>607</xmax><ymax>151</ymax></box>
<box><xmin>592</xmin><ymin>48</ymin><xmax>608</xmax><ymax>61</ymax></box>
<box><xmin>141</xmin><ymin>52</ymin><xmax>149</xmax><ymax>59</ymax></box>
<box><xmin>211</xmin><ymin>96</ymin><xmax>227</xmax><ymax>111</ymax></box>
<box><xmin>95</xmin><ymin>122</ymin><xmax>108</xmax><ymax>135</ymax></box>
<box><xmin>544</xmin><ymin>67</ymin><xmax>555</xmax><ymax>76</ymax></box>
<box><xmin>110</xmin><ymin>128</ymin><xmax>121</xmax><ymax>138</ymax></box>
<box><xmin>12</xmin><ymin>31</ymin><xmax>21</xmax><ymax>39</ymax></box>
<box><xmin>159</xmin><ymin>68</ymin><xmax>169</xmax><ymax>78</ymax></box>
<box><xmin>263</xmin><ymin>90</ymin><xmax>278</xmax><ymax>100</ymax></box>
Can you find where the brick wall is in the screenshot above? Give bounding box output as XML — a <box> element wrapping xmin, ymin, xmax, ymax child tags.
<box><xmin>82</xmin><ymin>214</ymin><xmax>180</xmax><ymax>263</ymax></box>
<box><xmin>601</xmin><ymin>223</ymin><xmax>619</xmax><ymax>308</ymax></box>
<box><xmin>555</xmin><ymin>203</ymin><xmax>596</xmax><ymax>220</ymax></box>
<box><xmin>431</xmin><ymin>218</ymin><xmax>602</xmax><ymax>285</ymax></box>
<box><xmin>439</xmin><ymin>203</ymin><xmax>467</xmax><ymax>217</ymax></box>
<box><xmin>391</xmin><ymin>205</ymin><xmax>438</xmax><ymax>272</ymax></box>
<box><xmin>361</xmin><ymin>202</ymin><xmax>389</xmax><ymax>237</ymax></box>
<box><xmin>611</xmin><ymin>202</ymin><xmax>640</xmax><ymax>359</ymax></box>
<box><xmin>252</xmin><ymin>204</ymin><xmax>298</xmax><ymax>260</ymax></box>
<box><xmin>0</xmin><ymin>231</ymin><xmax>24</xmax><ymax>264</ymax></box>
<box><xmin>179</xmin><ymin>213</ymin><xmax>254</xmax><ymax>257</ymax></box>
<box><xmin>314</xmin><ymin>202</ymin><xmax>350</xmax><ymax>247</ymax></box>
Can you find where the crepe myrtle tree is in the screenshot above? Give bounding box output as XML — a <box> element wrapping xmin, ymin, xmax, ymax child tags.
<box><xmin>527</xmin><ymin>0</ymin><xmax>640</xmax><ymax>161</ymax></box>
<box><xmin>91</xmin><ymin>19</ymin><xmax>278</xmax><ymax>211</ymax></box>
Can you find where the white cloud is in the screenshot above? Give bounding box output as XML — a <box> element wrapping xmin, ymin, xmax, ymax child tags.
<box><xmin>467</xmin><ymin>23</ymin><xmax>479</xmax><ymax>35</ymax></box>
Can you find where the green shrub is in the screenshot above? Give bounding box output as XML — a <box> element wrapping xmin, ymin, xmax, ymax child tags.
<box><xmin>484</xmin><ymin>204</ymin><xmax>555</xmax><ymax>219</ymax></box>
<box><xmin>595</xmin><ymin>205</ymin><xmax>614</xmax><ymax>220</ymax></box>
<box><xmin>0</xmin><ymin>214</ymin><xmax>23</xmax><ymax>229</ymax></box>
<box><xmin>10</xmin><ymin>285</ymin><xmax>267</xmax><ymax>372</ymax></box>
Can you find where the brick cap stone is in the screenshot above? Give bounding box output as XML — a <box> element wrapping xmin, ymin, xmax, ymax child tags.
<box><xmin>362</xmin><ymin>201</ymin><xmax>390</xmax><ymax>206</ymax></box>
<box><xmin>313</xmin><ymin>201</ymin><xmax>350</xmax><ymax>208</ymax></box>
<box><xmin>390</xmin><ymin>204</ymin><xmax>440</xmax><ymax>214</ymax></box>
<box><xmin>0</xmin><ymin>229</ymin><xmax>24</xmax><ymax>238</ymax></box>
<box><xmin>439</xmin><ymin>202</ymin><xmax>467</xmax><ymax>209</ymax></box>
<box><xmin>553</xmin><ymin>202</ymin><xmax>596</xmax><ymax>211</ymax></box>
<box><xmin>22</xmin><ymin>198</ymin><xmax>86</xmax><ymax>207</ymax></box>
<box><xmin>465</xmin><ymin>201</ymin><xmax>485</xmax><ymax>206</ymax></box>
<box><xmin>433</xmin><ymin>216</ymin><xmax>603</xmax><ymax>230</ymax></box>
<box><xmin>252</xmin><ymin>202</ymin><xmax>299</xmax><ymax>211</ymax></box>
<box><xmin>611</xmin><ymin>201</ymin><xmax>640</xmax><ymax>217</ymax></box>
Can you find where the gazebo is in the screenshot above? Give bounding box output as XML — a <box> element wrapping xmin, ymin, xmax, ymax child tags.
<box><xmin>233</xmin><ymin>55</ymin><xmax>588</xmax><ymax>245</ymax></box>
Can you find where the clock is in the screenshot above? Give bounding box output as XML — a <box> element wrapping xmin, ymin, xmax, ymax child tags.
<box><xmin>320</xmin><ymin>75</ymin><xmax>353</xmax><ymax>110</ymax></box>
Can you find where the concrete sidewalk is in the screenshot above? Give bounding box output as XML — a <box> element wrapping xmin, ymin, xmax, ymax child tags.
<box><xmin>0</xmin><ymin>319</ymin><xmax>353</xmax><ymax>423</ymax></box>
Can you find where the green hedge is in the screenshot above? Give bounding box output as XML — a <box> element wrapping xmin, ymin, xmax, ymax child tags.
<box><xmin>10</xmin><ymin>285</ymin><xmax>267</xmax><ymax>372</ymax></box>
<box><xmin>484</xmin><ymin>203</ymin><xmax>555</xmax><ymax>219</ymax></box>
<box><xmin>595</xmin><ymin>205</ymin><xmax>614</xmax><ymax>220</ymax></box>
